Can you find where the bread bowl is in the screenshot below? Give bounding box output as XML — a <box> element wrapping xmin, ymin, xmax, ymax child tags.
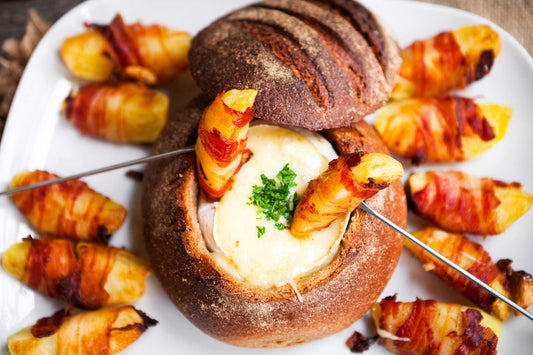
<box><xmin>142</xmin><ymin>0</ymin><xmax>406</xmax><ymax>348</ymax></box>
<box><xmin>142</xmin><ymin>95</ymin><xmax>407</xmax><ymax>347</ymax></box>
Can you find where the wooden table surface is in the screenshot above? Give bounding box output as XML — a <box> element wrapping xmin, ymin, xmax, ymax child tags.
<box><xmin>0</xmin><ymin>0</ymin><xmax>82</xmax><ymax>42</ymax></box>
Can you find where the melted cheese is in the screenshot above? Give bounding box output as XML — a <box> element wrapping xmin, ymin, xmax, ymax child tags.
<box><xmin>198</xmin><ymin>124</ymin><xmax>349</xmax><ymax>288</ymax></box>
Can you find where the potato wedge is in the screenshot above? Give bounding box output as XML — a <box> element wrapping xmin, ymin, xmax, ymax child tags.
<box><xmin>7</xmin><ymin>306</ymin><xmax>156</xmax><ymax>355</ymax></box>
<box><xmin>374</xmin><ymin>96</ymin><xmax>511</xmax><ymax>164</ymax></box>
<box><xmin>408</xmin><ymin>171</ymin><xmax>532</xmax><ymax>235</ymax></box>
<box><xmin>406</xmin><ymin>227</ymin><xmax>533</xmax><ymax>320</ymax></box>
<box><xmin>61</xmin><ymin>14</ymin><xmax>191</xmax><ymax>83</ymax></box>
<box><xmin>1</xmin><ymin>237</ymin><xmax>151</xmax><ymax>309</ymax></box>
<box><xmin>392</xmin><ymin>25</ymin><xmax>501</xmax><ymax>100</ymax></box>
<box><xmin>367</xmin><ymin>296</ymin><xmax>500</xmax><ymax>355</ymax></box>
<box><xmin>60</xmin><ymin>31</ymin><xmax>114</xmax><ymax>82</ymax></box>
<box><xmin>10</xmin><ymin>170</ymin><xmax>127</xmax><ymax>242</ymax></box>
<box><xmin>64</xmin><ymin>82</ymin><xmax>169</xmax><ymax>143</ymax></box>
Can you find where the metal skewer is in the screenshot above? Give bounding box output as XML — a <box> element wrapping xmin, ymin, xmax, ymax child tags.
<box><xmin>359</xmin><ymin>201</ymin><xmax>533</xmax><ymax>321</ymax></box>
<box><xmin>0</xmin><ymin>145</ymin><xmax>195</xmax><ymax>196</ymax></box>
<box><xmin>2</xmin><ymin>147</ymin><xmax>531</xmax><ymax>321</ymax></box>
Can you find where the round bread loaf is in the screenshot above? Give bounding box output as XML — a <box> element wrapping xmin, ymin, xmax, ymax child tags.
<box><xmin>142</xmin><ymin>97</ymin><xmax>407</xmax><ymax>347</ymax></box>
<box><xmin>189</xmin><ymin>0</ymin><xmax>401</xmax><ymax>130</ymax></box>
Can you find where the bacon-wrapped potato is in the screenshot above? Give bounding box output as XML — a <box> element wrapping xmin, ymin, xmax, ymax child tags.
<box><xmin>374</xmin><ymin>96</ymin><xmax>511</xmax><ymax>164</ymax></box>
<box><xmin>195</xmin><ymin>89</ymin><xmax>258</xmax><ymax>200</ymax></box>
<box><xmin>392</xmin><ymin>25</ymin><xmax>501</xmax><ymax>100</ymax></box>
<box><xmin>7</xmin><ymin>306</ymin><xmax>157</xmax><ymax>355</ymax></box>
<box><xmin>61</xmin><ymin>14</ymin><xmax>191</xmax><ymax>83</ymax></box>
<box><xmin>290</xmin><ymin>151</ymin><xmax>403</xmax><ymax>238</ymax></box>
<box><xmin>354</xmin><ymin>296</ymin><xmax>501</xmax><ymax>355</ymax></box>
<box><xmin>408</xmin><ymin>171</ymin><xmax>533</xmax><ymax>235</ymax></box>
<box><xmin>63</xmin><ymin>82</ymin><xmax>169</xmax><ymax>143</ymax></box>
<box><xmin>405</xmin><ymin>227</ymin><xmax>533</xmax><ymax>320</ymax></box>
<box><xmin>10</xmin><ymin>170</ymin><xmax>127</xmax><ymax>243</ymax></box>
<box><xmin>1</xmin><ymin>237</ymin><xmax>151</xmax><ymax>309</ymax></box>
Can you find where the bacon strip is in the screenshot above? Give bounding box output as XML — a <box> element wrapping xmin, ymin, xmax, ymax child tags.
<box><xmin>371</xmin><ymin>296</ymin><xmax>500</xmax><ymax>355</ymax></box>
<box><xmin>290</xmin><ymin>151</ymin><xmax>403</xmax><ymax>238</ymax></box>
<box><xmin>405</xmin><ymin>227</ymin><xmax>520</xmax><ymax>320</ymax></box>
<box><xmin>392</xmin><ymin>25</ymin><xmax>501</xmax><ymax>100</ymax></box>
<box><xmin>408</xmin><ymin>171</ymin><xmax>532</xmax><ymax>235</ymax></box>
<box><xmin>373</xmin><ymin>96</ymin><xmax>511</xmax><ymax>164</ymax></box>
<box><xmin>1</xmin><ymin>237</ymin><xmax>151</xmax><ymax>309</ymax></box>
<box><xmin>8</xmin><ymin>306</ymin><xmax>157</xmax><ymax>355</ymax></box>
<box><xmin>346</xmin><ymin>331</ymin><xmax>378</xmax><ymax>353</ymax></box>
<box><xmin>496</xmin><ymin>259</ymin><xmax>533</xmax><ymax>316</ymax></box>
<box><xmin>30</xmin><ymin>308</ymin><xmax>70</xmax><ymax>339</ymax></box>
<box><xmin>90</xmin><ymin>14</ymin><xmax>142</xmax><ymax>69</ymax></box>
<box><xmin>10</xmin><ymin>170</ymin><xmax>127</xmax><ymax>243</ymax></box>
<box><xmin>64</xmin><ymin>82</ymin><xmax>169</xmax><ymax>143</ymax></box>
<box><xmin>195</xmin><ymin>89</ymin><xmax>258</xmax><ymax>200</ymax></box>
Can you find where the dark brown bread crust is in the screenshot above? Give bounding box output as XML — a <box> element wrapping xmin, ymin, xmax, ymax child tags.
<box><xmin>189</xmin><ymin>0</ymin><xmax>401</xmax><ymax>130</ymax></box>
<box><xmin>142</xmin><ymin>98</ymin><xmax>407</xmax><ymax>348</ymax></box>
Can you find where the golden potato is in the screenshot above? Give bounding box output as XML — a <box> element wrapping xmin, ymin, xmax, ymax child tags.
<box><xmin>8</xmin><ymin>306</ymin><xmax>156</xmax><ymax>355</ymax></box>
<box><xmin>374</xmin><ymin>96</ymin><xmax>511</xmax><ymax>164</ymax></box>
<box><xmin>10</xmin><ymin>170</ymin><xmax>127</xmax><ymax>242</ymax></box>
<box><xmin>392</xmin><ymin>25</ymin><xmax>501</xmax><ymax>100</ymax></box>
<box><xmin>60</xmin><ymin>31</ymin><xmax>114</xmax><ymax>82</ymax></box>
<box><xmin>369</xmin><ymin>296</ymin><xmax>500</xmax><ymax>355</ymax></box>
<box><xmin>60</xmin><ymin>14</ymin><xmax>191</xmax><ymax>83</ymax></box>
<box><xmin>2</xmin><ymin>237</ymin><xmax>151</xmax><ymax>309</ymax></box>
<box><xmin>64</xmin><ymin>82</ymin><xmax>169</xmax><ymax>143</ymax></box>
<box><xmin>408</xmin><ymin>171</ymin><xmax>532</xmax><ymax>235</ymax></box>
<box><xmin>406</xmin><ymin>227</ymin><xmax>533</xmax><ymax>320</ymax></box>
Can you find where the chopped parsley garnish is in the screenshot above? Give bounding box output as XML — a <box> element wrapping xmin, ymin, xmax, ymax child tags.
<box><xmin>249</xmin><ymin>164</ymin><xmax>298</xmax><ymax>235</ymax></box>
<box><xmin>256</xmin><ymin>226</ymin><xmax>266</xmax><ymax>238</ymax></box>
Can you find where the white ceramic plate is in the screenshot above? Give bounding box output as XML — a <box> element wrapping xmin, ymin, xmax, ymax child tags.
<box><xmin>1</xmin><ymin>0</ymin><xmax>532</xmax><ymax>353</ymax></box>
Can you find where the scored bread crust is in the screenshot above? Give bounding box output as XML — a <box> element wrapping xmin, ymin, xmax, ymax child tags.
<box><xmin>142</xmin><ymin>97</ymin><xmax>407</xmax><ymax>348</ymax></box>
<box><xmin>189</xmin><ymin>0</ymin><xmax>401</xmax><ymax>131</ymax></box>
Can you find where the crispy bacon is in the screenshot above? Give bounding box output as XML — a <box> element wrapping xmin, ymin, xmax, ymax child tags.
<box><xmin>408</xmin><ymin>171</ymin><xmax>533</xmax><ymax>235</ymax></box>
<box><xmin>392</xmin><ymin>25</ymin><xmax>501</xmax><ymax>100</ymax></box>
<box><xmin>10</xmin><ymin>170</ymin><xmax>127</xmax><ymax>242</ymax></box>
<box><xmin>31</xmin><ymin>308</ymin><xmax>70</xmax><ymax>338</ymax></box>
<box><xmin>61</xmin><ymin>14</ymin><xmax>191</xmax><ymax>83</ymax></box>
<box><xmin>374</xmin><ymin>96</ymin><xmax>511</xmax><ymax>164</ymax></box>
<box><xmin>371</xmin><ymin>296</ymin><xmax>500</xmax><ymax>355</ymax></box>
<box><xmin>346</xmin><ymin>331</ymin><xmax>379</xmax><ymax>353</ymax></box>
<box><xmin>90</xmin><ymin>15</ymin><xmax>142</xmax><ymax>72</ymax></box>
<box><xmin>405</xmin><ymin>227</ymin><xmax>532</xmax><ymax>320</ymax></box>
<box><xmin>1</xmin><ymin>237</ymin><xmax>151</xmax><ymax>309</ymax></box>
<box><xmin>195</xmin><ymin>89</ymin><xmax>258</xmax><ymax>200</ymax></box>
<box><xmin>8</xmin><ymin>306</ymin><xmax>157</xmax><ymax>355</ymax></box>
<box><xmin>63</xmin><ymin>82</ymin><xmax>169</xmax><ymax>143</ymax></box>
<box><xmin>496</xmin><ymin>259</ymin><xmax>533</xmax><ymax>316</ymax></box>
<box><xmin>290</xmin><ymin>151</ymin><xmax>403</xmax><ymax>238</ymax></box>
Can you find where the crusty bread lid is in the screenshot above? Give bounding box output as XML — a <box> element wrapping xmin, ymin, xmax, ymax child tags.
<box><xmin>189</xmin><ymin>0</ymin><xmax>401</xmax><ymax>130</ymax></box>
